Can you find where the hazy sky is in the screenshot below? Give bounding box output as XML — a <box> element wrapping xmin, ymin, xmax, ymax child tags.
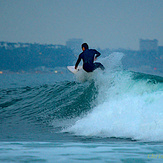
<box><xmin>0</xmin><ymin>0</ymin><xmax>163</xmax><ymax>50</ymax></box>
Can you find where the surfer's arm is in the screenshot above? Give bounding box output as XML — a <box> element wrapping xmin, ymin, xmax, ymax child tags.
<box><xmin>75</xmin><ymin>56</ymin><xmax>81</xmax><ymax>69</ymax></box>
<box><xmin>94</xmin><ymin>50</ymin><xmax>101</xmax><ymax>60</ymax></box>
<box><xmin>95</xmin><ymin>50</ymin><xmax>101</xmax><ymax>59</ymax></box>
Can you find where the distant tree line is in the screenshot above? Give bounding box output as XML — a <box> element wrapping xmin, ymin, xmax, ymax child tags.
<box><xmin>0</xmin><ymin>41</ymin><xmax>162</xmax><ymax>74</ymax></box>
<box><xmin>121</xmin><ymin>49</ymin><xmax>162</xmax><ymax>70</ymax></box>
<box><xmin>0</xmin><ymin>42</ymin><xmax>76</xmax><ymax>72</ymax></box>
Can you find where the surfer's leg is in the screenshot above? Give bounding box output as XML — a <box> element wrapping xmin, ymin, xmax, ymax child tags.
<box><xmin>83</xmin><ymin>63</ymin><xmax>94</xmax><ymax>72</ymax></box>
<box><xmin>94</xmin><ymin>62</ymin><xmax>105</xmax><ymax>71</ymax></box>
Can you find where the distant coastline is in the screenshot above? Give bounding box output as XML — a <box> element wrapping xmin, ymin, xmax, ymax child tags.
<box><xmin>0</xmin><ymin>41</ymin><xmax>75</xmax><ymax>74</ymax></box>
<box><xmin>0</xmin><ymin>41</ymin><xmax>162</xmax><ymax>77</ymax></box>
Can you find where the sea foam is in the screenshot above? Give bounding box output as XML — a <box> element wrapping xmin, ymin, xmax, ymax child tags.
<box><xmin>66</xmin><ymin>53</ymin><xmax>163</xmax><ymax>141</ymax></box>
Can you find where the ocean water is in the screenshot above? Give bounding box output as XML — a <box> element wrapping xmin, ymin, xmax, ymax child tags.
<box><xmin>0</xmin><ymin>53</ymin><xmax>163</xmax><ymax>162</ymax></box>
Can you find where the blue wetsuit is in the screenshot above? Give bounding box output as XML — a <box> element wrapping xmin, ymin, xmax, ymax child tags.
<box><xmin>75</xmin><ymin>49</ymin><xmax>105</xmax><ymax>72</ymax></box>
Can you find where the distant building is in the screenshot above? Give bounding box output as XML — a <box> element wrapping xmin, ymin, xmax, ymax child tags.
<box><xmin>66</xmin><ymin>38</ymin><xmax>83</xmax><ymax>54</ymax></box>
<box><xmin>139</xmin><ymin>39</ymin><xmax>158</xmax><ymax>51</ymax></box>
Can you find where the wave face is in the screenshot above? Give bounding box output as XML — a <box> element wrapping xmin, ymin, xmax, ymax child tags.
<box><xmin>0</xmin><ymin>53</ymin><xmax>163</xmax><ymax>142</ymax></box>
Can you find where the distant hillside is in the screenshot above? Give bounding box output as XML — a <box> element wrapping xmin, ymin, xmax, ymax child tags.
<box><xmin>0</xmin><ymin>41</ymin><xmax>162</xmax><ymax>76</ymax></box>
<box><xmin>121</xmin><ymin>49</ymin><xmax>163</xmax><ymax>76</ymax></box>
<box><xmin>0</xmin><ymin>42</ymin><xmax>76</xmax><ymax>72</ymax></box>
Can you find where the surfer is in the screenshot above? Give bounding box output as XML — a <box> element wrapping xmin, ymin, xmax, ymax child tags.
<box><xmin>75</xmin><ymin>43</ymin><xmax>105</xmax><ymax>72</ymax></box>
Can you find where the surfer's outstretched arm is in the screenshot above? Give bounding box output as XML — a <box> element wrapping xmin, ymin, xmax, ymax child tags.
<box><xmin>75</xmin><ymin>55</ymin><xmax>81</xmax><ymax>69</ymax></box>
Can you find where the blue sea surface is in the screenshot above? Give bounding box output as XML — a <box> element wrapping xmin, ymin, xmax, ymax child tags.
<box><xmin>0</xmin><ymin>54</ymin><xmax>163</xmax><ymax>162</ymax></box>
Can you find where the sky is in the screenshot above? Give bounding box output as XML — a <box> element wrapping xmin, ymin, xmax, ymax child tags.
<box><xmin>0</xmin><ymin>0</ymin><xmax>163</xmax><ymax>50</ymax></box>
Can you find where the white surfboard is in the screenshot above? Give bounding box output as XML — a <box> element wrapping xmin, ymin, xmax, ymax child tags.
<box><xmin>67</xmin><ymin>66</ymin><xmax>83</xmax><ymax>74</ymax></box>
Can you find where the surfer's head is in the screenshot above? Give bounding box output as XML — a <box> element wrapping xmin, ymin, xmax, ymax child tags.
<box><xmin>81</xmin><ymin>43</ymin><xmax>89</xmax><ymax>51</ymax></box>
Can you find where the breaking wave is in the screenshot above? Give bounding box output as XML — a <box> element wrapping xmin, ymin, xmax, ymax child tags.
<box><xmin>0</xmin><ymin>53</ymin><xmax>163</xmax><ymax>141</ymax></box>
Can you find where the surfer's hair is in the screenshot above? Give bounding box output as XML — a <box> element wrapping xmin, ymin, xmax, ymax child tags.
<box><xmin>82</xmin><ymin>43</ymin><xmax>89</xmax><ymax>49</ymax></box>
